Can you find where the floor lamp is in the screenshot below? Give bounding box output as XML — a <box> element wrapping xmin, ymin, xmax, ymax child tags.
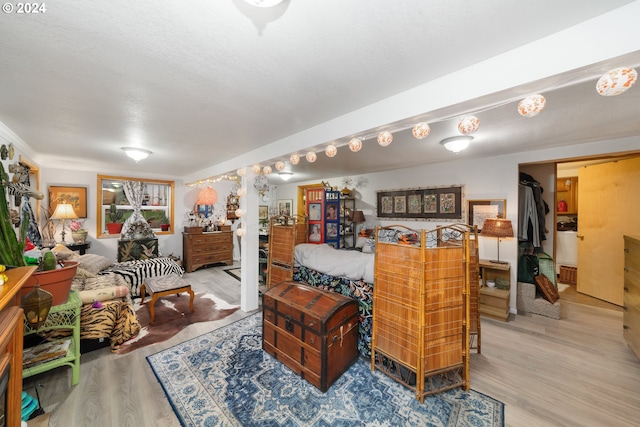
<box><xmin>481</xmin><ymin>218</ymin><xmax>513</xmax><ymax>264</ymax></box>
<box><xmin>51</xmin><ymin>203</ymin><xmax>78</xmax><ymax>245</ymax></box>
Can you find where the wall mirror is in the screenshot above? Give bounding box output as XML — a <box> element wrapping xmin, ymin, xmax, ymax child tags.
<box><xmin>97</xmin><ymin>174</ymin><xmax>175</xmax><ymax>238</ymax></box>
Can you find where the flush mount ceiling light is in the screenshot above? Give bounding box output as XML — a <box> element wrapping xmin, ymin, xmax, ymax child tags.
<box><xmin>279</xmin><ymin>171</ymin><xmax>293</xmax><ymax>181</ymax></box>
<box><xmin>518</xmin><ymin>94</ymin><xmax>547</xmax><ymax>117</ymax></box>
<box><xmin>441</xmin><ymin>136</ymin><xmax>473</xmax><ymax>153</ymax></box>
<box><xmin>122</xmin><ymin>147</ymin><xmax>151</xmax><ymax>162</ymax></box>
<box><xmin>596</xmin><ymin>67</ymin><xmax>637</xmax><ymax>96</ymax></box>
<box><xmin>243</xmin><ymin>0</ymin><xmax>283</xmax><ymax>7</ymax></box>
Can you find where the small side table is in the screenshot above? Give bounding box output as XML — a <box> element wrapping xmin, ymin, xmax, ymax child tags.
<box><xmin>140</xmin><ymin>274</ymin><xmax>194</xmax><ymax>324</ymax></box>
<box><xmin>23</xmin><ymin>290</ymin><xmax>81</xmax><ymax>386</ymax></box>
<box><xmin>67</xmin><ymin>241</ymin><xmax>91</xmax><ymax>255</ymax></box>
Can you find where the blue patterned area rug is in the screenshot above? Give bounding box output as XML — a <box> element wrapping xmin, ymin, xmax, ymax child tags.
<box><xmin>147</xmin><ymin>313</ymin><xmax>504</xmax><ymax>427</ymax></box>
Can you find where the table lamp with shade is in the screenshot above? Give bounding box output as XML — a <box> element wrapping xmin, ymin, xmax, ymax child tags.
<box><xmin>51</xmin><ymin>203</ymin><xmax>78</xmax><ymax>245</ymax></box>
<box><xmin>481</xmin><ymin>218</ymin><xmax>513</xmax><ymax>264</ymax></box>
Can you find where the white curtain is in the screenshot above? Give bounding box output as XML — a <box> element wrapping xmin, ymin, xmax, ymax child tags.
<box><xmin>121</xmin><ymin>181</ymin><xmax>156</xmax><ymax>239</ymax></box>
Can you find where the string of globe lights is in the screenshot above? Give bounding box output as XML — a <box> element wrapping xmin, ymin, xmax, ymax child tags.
<box><xmin>189</xmin><ymin>66</ymin><xmax>637</xmax><ymax>238</ymax></box>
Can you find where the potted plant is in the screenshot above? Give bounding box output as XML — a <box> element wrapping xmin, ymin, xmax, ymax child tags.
<box><xmin>106</xmin><ymin>203</ymin><xmax>123</xmax><ymax>234</ymax></box>
<box><xmin>69</xmin><ymin>219</ymin><xmax>88</xmax><ymax>243</ymax></box>
<box><xmin>159</xmin><ymin>213</ymin><xmax>170</xmax><ymax>232</ymax></box>
<box><xmin>1</xmin><ymin>163</ymin><xmax>78</xmax><ymax>305</ymax></box>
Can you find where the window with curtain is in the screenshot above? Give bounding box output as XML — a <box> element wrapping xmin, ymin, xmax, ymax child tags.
<box><xmin>97</xmin><ymin>174</ymin><xmax>175</xmax><ymax>238</ymax></box>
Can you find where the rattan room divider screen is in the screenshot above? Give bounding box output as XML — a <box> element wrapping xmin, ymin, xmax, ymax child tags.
<box><xmin>266</xmin><ymin>215</ymin><xmax>308</xmax><ymax>289</ymax></box>
<box><xmin>371</xmin><ymin>225</ymin><xmax>472</xmax><ymax>402</ymax></box>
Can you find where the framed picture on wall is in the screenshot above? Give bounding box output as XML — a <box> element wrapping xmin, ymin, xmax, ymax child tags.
<box><xmin>49</xmin><ymin>185</ymin><xmax>88</xmax><ymax>218</ymax></box>
<box><xmin>277</xmin><ymin>199</ymin><xmax>292</xmax><ymax>216</ymax></box>
<box><xmin>467</xmin><ymin>199</ymin><xmax>506</xmax><ymax>231</ymax></box>
<box><xmin>259</xmin><ymin>205</ymin><xmax>268</xmax><ymax>220</ymax></box>
<box><xmin>376</xmin><ymin>185</ymin><xmax>464</xmax><ymax>221</ymax></box>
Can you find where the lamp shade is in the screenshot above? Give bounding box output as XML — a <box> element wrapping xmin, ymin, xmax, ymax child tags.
<box><xmin>51</xmin><ymin>203</ymin><xmax>78</xmax><ymax>220</ymax></box>
<box><xmin>481</xmin><ymin>218</ymin><xmax>513</xmax><ymax>238</ymax></box>
<box><xmin>196</xmin><ymin>186</ymin><xmax>218</xmax><ymax>205</ymax></box>
<box><xmin>349</xmin><ymin>210</ymin><xmax>365</xmax><ymax>223</ymax></box>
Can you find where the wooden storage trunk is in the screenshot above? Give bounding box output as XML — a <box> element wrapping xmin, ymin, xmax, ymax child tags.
<box><xmin>262</xmin><ymin>281</ymin><xmax>358</xmax><ymax>392</ymax></box>
<box><xmin>559</xmin><ymin>265</ymin><xmax>577</xmax><ymax>285</ymax></box>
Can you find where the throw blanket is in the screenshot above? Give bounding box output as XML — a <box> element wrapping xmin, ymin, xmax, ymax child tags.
<box><xmin>294</xmin><ymin>243</ymin><xmax>375</xmax><ymax>284</ymax></box>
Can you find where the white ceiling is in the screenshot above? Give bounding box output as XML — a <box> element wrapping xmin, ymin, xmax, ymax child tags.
<box><xmin>1</xmin><ymin>0</ymin><xmax>639</xmax><ymax>184</ymax></box>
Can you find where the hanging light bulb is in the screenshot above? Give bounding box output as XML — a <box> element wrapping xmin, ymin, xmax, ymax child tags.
<box><xmin>235</xmin><ymin>208</ymin><xmax>244</xmax><ymax>218</ymax></box>
<box><xmin>412</xmin><ymin>122</ymin><xmax>431</xmax><ymax>139</ymax></box>
<box><xmin>377</xmin><ymin>131</ymin><xmax>393</xmax><ymax>146</ymax></box>
<box><xmin>518</xmin><ymin>94</ymin><xmax>546</xmax><ymax>117</ymax></box>
<box><xmin>457</xmin><ymin>116</ymin><xmax>480</xmax><ymax>135</ymax></box>
<box><xmin>237</xmin><ymin>167</ymin><xmax>246</xmax><ymax>177</ymax></box>
<box><xmin>237</xmin><ymin>187</ymin><xmax>246</xmax><ymax>197</ymax></box>
<box><xmin>263</xmin><ymin>165</ymin><xmax>272</xmax><ymax>175</ymax></box>
<box><xmin>325</xmin><ymin>145</ymin><xmax>337</xmax><ymax>157</ymax></box>
<box><xmin>236</xmin><ymin>228</ymin><xmax>246</xmax><ymax>237</ymax></box>
<box><xmin>306</xmin><ymin>151</ymin><xmax>317</xmax><ymax>162</ymax></box>
<box><xmin>596</xmin><ymin>67</ymin><xmax>637</xmax><ymax>96</ymax></box>
<box><xmin>252</xmin><ymin>164</ymin><xmax>261</xmax><ymax>174</ymax></box>
<box><xmin>349</xmin><ymin>137</ymin><xmax>362</xmax><ymax>152</ymax></box>
<box><xmin>290</xmin><ymin>153</ymin><xmax>300</xmax><ymax>165</ymax></box>
<box><xmin>275</xmin><ymin>161</ymin><xmax>285</xmax><ymax>171</ymax></box>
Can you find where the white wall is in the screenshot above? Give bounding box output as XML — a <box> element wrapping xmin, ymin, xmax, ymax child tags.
<box><xmin>277</xmin><ymin>135</ymin><xmax>640</xmax><ymax>313</ymax></box>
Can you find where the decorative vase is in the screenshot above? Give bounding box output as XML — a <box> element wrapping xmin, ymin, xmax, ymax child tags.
<box><xmin>71</xmin><ymin>230</ymin><xmax>88</xmax><ymax>243</ymax></box>
<box><xmin>20</xmin><ymin>261</ymin><xmax>79</xmax><ymax>306</ymax></box>
<box><xmin>106</xmin><ymin>223</ymin><xmax>123</xmax><ymax>235</ymax></box>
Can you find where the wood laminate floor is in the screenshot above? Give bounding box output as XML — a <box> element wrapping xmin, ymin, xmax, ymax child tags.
<box><xmin>24</xmin><ymin>265</ymin><xmax>640</xmax><ymax>427</ymax></box>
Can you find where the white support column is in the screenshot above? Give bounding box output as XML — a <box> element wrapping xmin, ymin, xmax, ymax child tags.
<box><xmin>239</xmin><ymin>170</ymin><xmax>260</xmax><ymax>312</ymax></box>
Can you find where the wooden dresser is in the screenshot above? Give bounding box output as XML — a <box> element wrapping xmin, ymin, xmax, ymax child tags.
<box><xmin>182</xmin><ymin>231</ymin><xmax>233</xmax><ymax>273</ymax></box>
<box><xmin>624</xmin><ymin>235</ymin><xmax>640</xmax><ymax>359</ymax></box>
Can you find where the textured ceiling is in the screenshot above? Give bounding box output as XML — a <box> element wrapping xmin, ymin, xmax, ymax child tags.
<box><xmin>0</xmin><ymin>0</ymin><xmax>639</xmax><ymax>182</ymax></box>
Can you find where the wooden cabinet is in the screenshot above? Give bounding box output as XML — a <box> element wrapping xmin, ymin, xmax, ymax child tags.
<box><xmin>624</xmin><ymin>235</ymin><xmax>640</xmax><ymax>359</ymax></box>
<box><xmin>183</xmin><ymin>231</ymin><xmax>233</xmax><ymax>273</ymax></box>
<box><xmin>372</xmin><ymin>225</ymin><xmax>470</xmax><ymax>402</ymax></box>
<box><xmin>479</xmin><ymin>260</ymin><xmax>510</xmax><ymax>321</ymax></box>
<box><xmin>556</xmin><ymin>176</ymin><xmax>578</xmax><ymax>214</ymax></box>
<box><xmin>0</xmin><ymin>266</ymin><xmax>36</xmax><ymax>427</ymax></box>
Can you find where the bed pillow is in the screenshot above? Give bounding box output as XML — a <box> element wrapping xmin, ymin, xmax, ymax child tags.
<box><xmin>361</xmin><ymin>238</ymin><xmax>375</xmax><ymax>254</ymax></box>
<box><xmin>534</xmin><ymin>274</ymin><xmax>559</xmax><ymax>304</ymax></box>
<box><xmin>76</xmin><ymin>254</ymin><xmax>114</xmax><ymax>275</ymax></box>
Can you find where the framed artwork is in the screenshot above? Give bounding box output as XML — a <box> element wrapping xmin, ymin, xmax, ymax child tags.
<box><xmin>49</xmin><ymin>185</ymin><xmax>87</xmax><ymax>218</ymax></box>
<box><xmin>467</xmin><ymin>199</ymin><xmax>506</xmax><ymax>232</ymax></box>
<box><xmin>308</xmin><ymin>203</ymin><xmax>322</xmax><ymax>221</ymax></box>
<box><xmin>259</xmin><ymin>205</ymin><xmax>268</xmax><ymax>220</ymax></box>
<box><xmin>376</xmin><ymin>185</ymin><xmax>464</xmax><ymax>221</ymax></box>
<box><xmin>308</xmin><ymin>223</ymin><xmax>322</xmax><ymax>242</ymax></box>
<box><xmin>277</xmin><ymin>199</ymin><xmax>292</xmax><ymax>216</ymax></box>
<box><xmin>325</xmin><ymin>203</ymin><xmax>338</xmax><ymax>220</ymax></box>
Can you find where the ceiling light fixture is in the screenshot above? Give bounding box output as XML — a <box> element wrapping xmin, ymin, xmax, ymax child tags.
<box><xmin>348</xmin><ymin>138</ymin><xmax>362</xmax><ymax>152</ymax></box>
<box><xmin>518</xmin><ymin>94</ymin><xmax>546</xmax><ymax>117</ymax></box>
<box><xmin>457</xmin><ymin>116</ymin><xmax>480</xmax><ymax>135</ymax></box>
<box><xmin>377</xmin><ymin>131</ymin><xmax>393</xmax><ymax>147</ymax></box>
<box><xmin>242</xmin><ymin>0</ymin><xmax>283</xmax><ymax>7</ymax></box>
<box><xmin>412</xmin><ymin>122</ymin><xmax>431</xmax><ymax>139</ymax></box>
<box><xmin>122</xmin><ymin>147</ymin><xmax>151</xmax><ymax>162</ymax></box>
<box><xmin>441</xmin><ymin>136</ymin><xmax>473</xmax><ymax>153</ymax></box>
<box><xmin>596</xmin><ymin>67</ymin><xmax>637</xmax><ymax>96</ymax></box>
<box><xmin>279</xmin><ymin>171</ymin><xmax>293</xmax><ymax>181</ymax></box>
